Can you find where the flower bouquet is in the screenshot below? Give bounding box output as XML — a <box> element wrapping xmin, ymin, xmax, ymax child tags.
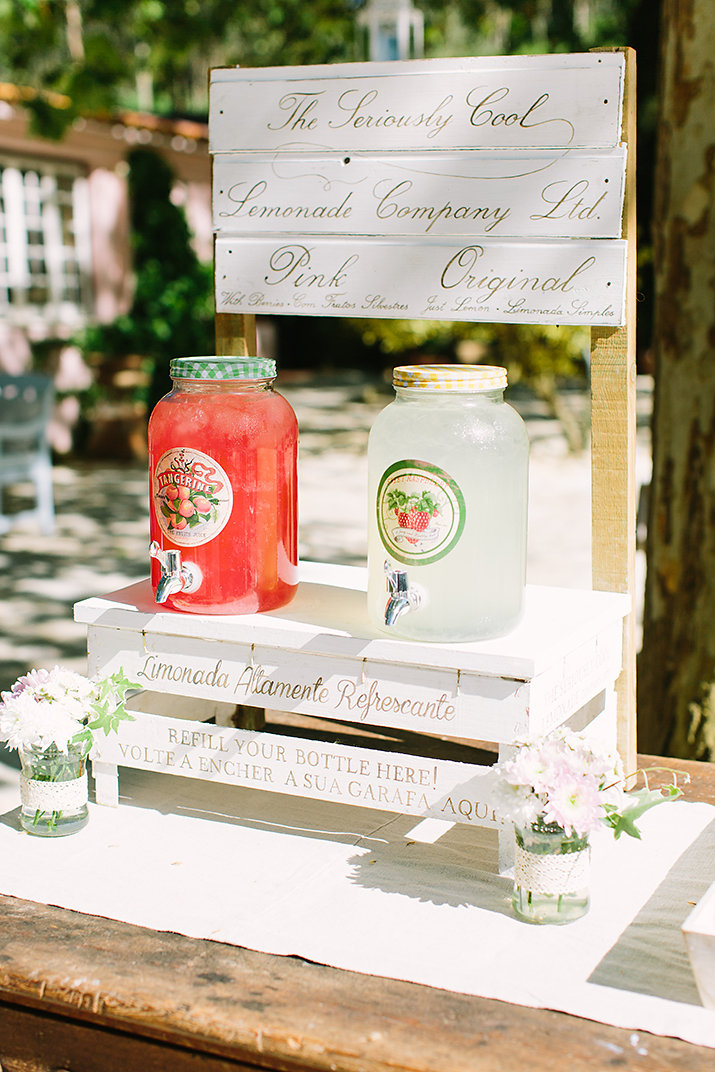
<box><xmin>0</xmin><ymin>666</ymin><xmax>136</xmax><ymax>836</ymax></box>
<box><xmin>482</xmin><ymin>730</ymin><xmax>684</xmax><ymax>924</ymax></box>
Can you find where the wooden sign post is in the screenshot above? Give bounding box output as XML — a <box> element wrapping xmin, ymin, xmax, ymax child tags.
<box><xmin>590</xmin><ymin>47</ymin><xmax>637</xmax><ymax>770</ymax></box>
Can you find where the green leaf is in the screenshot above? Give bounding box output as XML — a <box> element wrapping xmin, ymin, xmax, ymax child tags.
<box><xmin>603</xmin><ymin>785</ymin><xmax>682</xmax><ymax>840</ymax></box>
<box><xmin>69</xmin><ymin>727</ymin><xmax>93</xmax><ymax>758</ymax></box>
<box><xmin>87</xmin><ymin>668</ymin><xmax>138</xmax><ymax>738</ymax></box>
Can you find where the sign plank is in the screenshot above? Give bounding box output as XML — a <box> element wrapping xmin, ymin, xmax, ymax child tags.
<box><xmin>83</xmin><ymin>592</ymin><xmax>623</xmax><ymax>747</ymax></box>
<box><xmin>213</xmin><ymin>148</ymin><xmax>627</xmax><ymax>240</ymax></box>
<box><xmin>215</xmin><ymin>235</ymin><xmax>627</xmax><ymax>325</ymax></box>
<box><xmin>93</xmin><ymin>710</ymin><xmax>499</xmax><ymax>828</ymax></box>
<box><xmin>210</xmin><ymin>53</ymin><xmax>624</xmax><ymax>152</ymax></box>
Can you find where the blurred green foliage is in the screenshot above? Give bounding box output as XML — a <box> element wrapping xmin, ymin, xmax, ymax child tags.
<box><xmin>4</xmin><ymin>1</ymin><xmax>655</xmax><ymax>422</ymax></box>
<box><xmin>1</xmin><ymin>1</ymin><xmax>648</xmax><ymax>126</ymax></box>
<box><xmin>352</xmin><ymin>318</ymin><xmax>588</xmax><ymax>380</ymax></box>
<box><xmin>77</xmin><ymin>149</ymin><xmax>214</xmax><ymax>409</ymax></box>
<box><xmin>0</xmin><ymin>0</ymin><xmax>359</xmax><ymax>134</ymax></box>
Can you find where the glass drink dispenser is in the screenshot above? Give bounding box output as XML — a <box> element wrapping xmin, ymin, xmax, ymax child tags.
<box><xmin>367</xmin><ymin>364</ymin><xmax>528</xmax><ymax>642</ymax></box>
<box><xmin>148</xmin><ymin>356</ymin><xmax>298</xmax><ymax>614</ymax></box>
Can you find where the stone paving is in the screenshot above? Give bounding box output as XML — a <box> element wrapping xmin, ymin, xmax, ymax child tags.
<box><xmin>0</xmin><ymin>371</ymin><xmax>653</xmax><ymax>694</ymax></box>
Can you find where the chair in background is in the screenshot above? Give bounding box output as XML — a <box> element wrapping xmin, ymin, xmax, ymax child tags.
<box><xmin>0</xmin><ymin>374</ymin><xmax>55</xmax><ymax>536</ymax></box>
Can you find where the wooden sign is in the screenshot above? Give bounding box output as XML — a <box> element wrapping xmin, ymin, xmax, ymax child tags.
<box><xmin>209</xmin><ymin>54</ymin><xmax>628</xmax><ymax>327</ymax></box>
<box><xmin>215</xmin><ymin>235</ymin><xmax>627</xmax><ymax>325</ymax></box>
<box><xmin>93</xmin><ymin>710</ymin><xmax>499</xmax><ymax>829</ymax></box>
<box><xmin>210</xmin><ymin>53</ymin><xmax>625</xmax><ymax>152</ymax></box>
<box><xmin>213</xmin><ymin>148</ymin><xmax>627</xmax><ymax>239</ymax></box>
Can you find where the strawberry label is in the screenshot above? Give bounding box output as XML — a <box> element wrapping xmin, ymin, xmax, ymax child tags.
<box><xmin>152</xmin><ymin>447</ymin><xmax>233</xmax><ymax>547</ymax></box>
<box><xmin>376</xmin><ymin>459</ymin><xmax>465</xmax><ymax>565</ymax></box>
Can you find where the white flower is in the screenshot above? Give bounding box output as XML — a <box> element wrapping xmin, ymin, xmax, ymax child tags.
<box><xmin>1</xmin><ymin>664</ymin><xmax>135</xmax><ymax>777</ymax></box>
<box><xmin>0</xmin><ymin>690</ymin><xmax>83</xmax><ymax>752</ymax></box>
<box><xmin>23</xmin><ymin>708</ymin><xmax>84</xmax><ymax>753</ymax></box>
<box><xmin>0</xmin><ymin>691</ymin><xmax>36</xmax><ymax>749</ymax></box>
<box><xmin>6</xmin><ymin>667</ymin><xmax>51</xmax><ymax>697</ymax></box>
<box><xmin>33</xmin><ymin>666</ymin><xmax>96</xmax><ymax>718</ymax></box>
<box><xmin>542</xmin><ymin>773</ymin><xmax>603</xmax><ymax>836</ymax></box>
<box><xmin>479</xmin><ymin>767</ymin><xmax>543</xmax><ymax>827</ymax></box>
<box><xmin>1</xmin><ymin>666</ymin><xmax>103</xmax><ymax>755</ymax></box>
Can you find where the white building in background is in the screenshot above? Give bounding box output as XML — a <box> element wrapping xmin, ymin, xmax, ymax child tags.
<box><xmin>357</xmin><ymin>0</ymin><xmax>424</xmax><ymax>61</ymax></box>
<box><xmin>0</xmin><ymin>90</ymin><xmax>211</xmax><ymax>451</ymax></box>
<box><xmin>0</xmin><ymin>89</ymin><xmax>211</xmax><ymax>370</ymax></box>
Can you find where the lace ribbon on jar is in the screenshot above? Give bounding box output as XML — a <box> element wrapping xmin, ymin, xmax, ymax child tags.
<box><xmin>20</xmin><ymin>774</ymin><xmax>88</xmax><ymax>813</ymax></box>
<box><xmin>514</xmin><ymin>840</ymin><xmax>590</xmax><ymax>896</ymax></box>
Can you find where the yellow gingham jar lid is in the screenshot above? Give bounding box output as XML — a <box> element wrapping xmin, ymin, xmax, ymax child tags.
<box><xmin>392</xmin><ymin>364</ymin><xmax>508</xmax><ymax>391</ymax></box>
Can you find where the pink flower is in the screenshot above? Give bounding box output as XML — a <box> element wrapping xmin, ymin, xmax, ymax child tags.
<box><xmin>542</xmin><ymin>773</ymin><xmax>603</xmax><ymax>836</ymax></box>
<box><xmin>7</xmin><ymin>667</ymin><xmax>51</xmax><ymax>697</ymax></box>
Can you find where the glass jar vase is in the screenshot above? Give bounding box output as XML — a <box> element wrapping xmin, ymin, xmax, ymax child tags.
<box><xmin>19</xmin><ymin>742</ymin><xmax>89</xmax><ymax>836</ymax></box>
<box><xmin>512</xmin><ymin>820</ymin><xmax>590</xmax><ymax>924</ymax></box>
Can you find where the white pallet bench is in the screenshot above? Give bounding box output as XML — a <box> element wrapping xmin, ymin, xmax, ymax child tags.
<box><xmin>74</xmin><ymin>562</ymin><xmax>628</xmax><ymax>851</ymax></box>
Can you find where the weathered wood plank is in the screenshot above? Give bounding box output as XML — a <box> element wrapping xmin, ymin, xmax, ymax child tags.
<box><xmin>212</xmin><ymin>148</ymin><xmax>627</xmax><ymax>239</ymax></box>
<box><xmin>590</xmin><ymin>47</ymin><xmax>638</xmax><ymax>773</ymax></box>
<box><xmin>210</xmin><ymin>54</ymin><xmax>625</xmax><ymax>152</ymax></box>
<box><xmin>0</xmin><ymin>1002</ymin><xmax>259</xmax><ymax>1072</ymax></box>
<box><xmin>214</xmin><ymin>235</ymin><xmax>627</xmax><ymax>325</ymax></box>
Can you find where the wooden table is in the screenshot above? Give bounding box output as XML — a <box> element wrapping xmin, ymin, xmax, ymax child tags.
<box><xmin>0</xmin><ymin>755</ymin><xmax>712</xmax><ymax>1072</ymax></box>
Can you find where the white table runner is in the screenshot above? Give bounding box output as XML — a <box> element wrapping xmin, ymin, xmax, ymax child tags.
<box><xmin>1</xmin><ymin>767</ymin><xmax>714</xmax><ymax>1049</ymax></box>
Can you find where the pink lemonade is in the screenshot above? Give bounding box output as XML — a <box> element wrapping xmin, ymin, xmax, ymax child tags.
<box><xmin>148</xmin><ymin>358</ymin><xmax>298</xmax><ymax>614</ymax></box>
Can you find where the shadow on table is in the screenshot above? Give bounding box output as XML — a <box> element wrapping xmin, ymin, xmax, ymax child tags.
<box><xmin>0</xmin><ymin>806</ymin><xmax>21</xmax><ymax>832</ymax></box>
<box><xmin>346</xmin><ymin>828</ymin><xmax>514</xmax><ymax>915</ymax></box>
<box><xmin>50</xmin><ymin>764</ymin><xmax>514</xmax><ymax>915</ymax></box>
<box><xmin>588</xmin><ymin>819</ymin><xmax>715</xmax><ymax>1008</ymax></box>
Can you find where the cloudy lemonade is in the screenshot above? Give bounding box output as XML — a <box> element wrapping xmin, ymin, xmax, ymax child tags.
<box><xmin>368</xmin><ymin>365</ymin><xmax>528</xmax><ymax>642</ymax></box>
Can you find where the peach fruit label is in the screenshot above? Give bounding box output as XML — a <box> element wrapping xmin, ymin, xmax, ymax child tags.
<box><xmin>376</xmin><ymin>459</ymin><xmax>465</xmax><ymax>566</ymax></box>
<box><xmin>152</xmin><ymin>447</ymin><xmax>233</xmax><ymax>546</ymax></box>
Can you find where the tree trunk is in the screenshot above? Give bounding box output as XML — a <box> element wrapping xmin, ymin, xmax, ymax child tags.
<box><xmin>637</xmin><ymin>0</ymin><xmax>715</xmax><ymax>758</ymax></box>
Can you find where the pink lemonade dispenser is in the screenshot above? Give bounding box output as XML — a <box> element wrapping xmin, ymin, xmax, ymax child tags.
<box><xmin>148</xmin><ymin>356</ymin><xmax>298</xmax><ymax>614</ymax></box>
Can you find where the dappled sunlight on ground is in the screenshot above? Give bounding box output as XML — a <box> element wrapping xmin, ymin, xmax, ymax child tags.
<box><xmin>0</xmin><ymin>460</ymin><xmax>150</xmax><ymax>682</ymax></box>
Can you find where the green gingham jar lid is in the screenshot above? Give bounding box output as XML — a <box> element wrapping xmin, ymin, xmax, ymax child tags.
<box><xmin>169</xmin><ymin>356</ymin><xmax>277</xmax><ymax>380</ymax></box>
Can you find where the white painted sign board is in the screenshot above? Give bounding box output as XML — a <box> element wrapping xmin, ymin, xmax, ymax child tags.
<box><xmin>209</xmin><ymin>53</ymin><xmax>628</xmax><ymax>326</ymax></box>
<box><xmin>215</xmin><ymin>235</ymin><xmax>627</xmax><ymax>325</ymax></box>
<box><xmin>77</xmin><ymin>567</ymin><xmax>627</xmax><ymax>841</ymax></box>
<box><xmin>75</xmin><ymin>568</ymin><xmax>629</xmax><ymax>748</ymax></box>
<box><xmin>92</xmin><ymin>711</ymin><xmax>498</xmax><ymax>829</ymax></box>
<box><xmin>210</xmin><ymin>54</ymin><xmax>625</xmax><ymax>152</ymax></box>
<box><xmin>213</xmin><ymin>148</ymin><xmax>627</xmax><ymax>239</ymax></box>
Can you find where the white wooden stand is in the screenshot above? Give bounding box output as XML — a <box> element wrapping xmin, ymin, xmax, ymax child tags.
<box><xmin>74</xmin><ymin>563</ymin><xmax>628</xmax><ymax>865</ymax></box>
<box><xmin>74</xmin><ymin>49</ymin><xmax>638</xmax><ymax>871</ymax></box>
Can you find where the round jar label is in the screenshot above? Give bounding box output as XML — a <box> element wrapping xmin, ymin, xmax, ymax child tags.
<box><xmin>376</xmin><ymin>459</ymin><xmax>465</xmax><ymax>566</ymax></box>
<box><xmin>152</xmin><ymin>447</ymin><xmax>233</xmax><ymax>546</ymax></box>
